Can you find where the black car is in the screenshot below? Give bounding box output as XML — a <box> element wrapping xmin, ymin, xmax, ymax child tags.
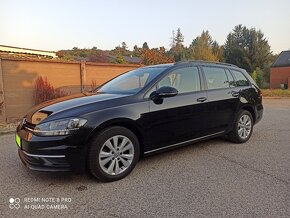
<box><xmin>16</xmin><ymin>61</ymin><xmax>263</xmax><ymax>182</ymax></box>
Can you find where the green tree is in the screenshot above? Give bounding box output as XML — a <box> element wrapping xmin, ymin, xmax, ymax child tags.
<box><xmin>121</xmin><ymin>42</ymin><xmax>127</xmax><ymax>50</ymax></box>
<box><xmin>251</xmin><ymin>68</ymin><xmax>262</xmax><ymax>87</ymax></box>
<box><xmin>115</xmin><ymin>55</ymin><xmax>126</xmax><ymax>64</ymax></box>
<box><xmin>169</xmin><ymin>28</ymin><xmax>186</xmax><ymax>61</ymax></box>
<box><xmin>142</xmin><ymin>42</ymin><xmax>149</xmax><ymax>50</ymax></box>
<box><xmin>133</xmin><ymin>45</ymin><xmax>142</xmax><ymax>57</ymax></box>
<box><xmin>224</xmin><ymin>24</ymin><xmax>271</xmax><ymax>73</ymax></box>
<box><xmin>174</xmin><ymin>28</ymin><xmax>184</xmax><ymax>49</ymax></box>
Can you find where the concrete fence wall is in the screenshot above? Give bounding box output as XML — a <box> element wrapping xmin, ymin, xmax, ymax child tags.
<box><xmin>0</xmin><ymin>57</ymin><xmax>140</xmax><ymax>123</ymax></box>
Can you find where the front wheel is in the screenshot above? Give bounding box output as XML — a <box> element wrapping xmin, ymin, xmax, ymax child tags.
<box><xmin>228</xmin><ymin>110</ymin><xmax>254</xmax><ymax>143</ymax></box>
<box><xmin>88</xmin><ymin>126</ymin><xmax>140</xmax><ymax>182</ymax></box>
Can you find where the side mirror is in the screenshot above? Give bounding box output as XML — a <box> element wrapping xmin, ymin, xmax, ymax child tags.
<box><xmin>150</xmin><ymin>86</ymin><xmax>178</xmax><ymax>100</ymax></box>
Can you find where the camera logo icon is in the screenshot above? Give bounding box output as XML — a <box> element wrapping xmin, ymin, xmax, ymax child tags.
<box><xmin>9</xmin><ymin>198</ymin><xmax>20</xmax><ymax>209</ymax></box>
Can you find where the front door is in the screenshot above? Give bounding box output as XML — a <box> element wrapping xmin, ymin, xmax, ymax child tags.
<box><xmin>143</xmin><ymin>65</ymin><xmax>208</xmax><ymax>151</ymax></box>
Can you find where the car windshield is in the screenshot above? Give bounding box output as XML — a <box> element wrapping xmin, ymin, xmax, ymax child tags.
<box><xmin>96</xmin><ymin>67</ymin><xmax>166</xmax><ymax>94</ymax></box>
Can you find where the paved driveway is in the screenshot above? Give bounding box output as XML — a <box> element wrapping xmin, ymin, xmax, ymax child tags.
<box><xmin>0</xmin><ymin>99</ymin><xmax>289</xmax><ymax>217</ymax></box>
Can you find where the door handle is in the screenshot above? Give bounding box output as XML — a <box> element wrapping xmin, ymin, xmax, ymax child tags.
<box><xmin>231</xmin><ymin>91</ymin><xmax>240</xmax><ymax>97</ymax></box>
<box><xmin>197</xmin><ymin>97</ymin><xmax>207</xmax><ymax>102</ymax></box>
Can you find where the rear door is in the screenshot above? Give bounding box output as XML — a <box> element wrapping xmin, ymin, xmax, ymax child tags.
<box><xmin>201</xmin><ymin>66</ymin><xmax>240</xmax><ymax>133</ymax></box>
<box><xmin>143</xmin><ymin>65</ymin><xmax>208</xmax><ymax>151</ymax></box>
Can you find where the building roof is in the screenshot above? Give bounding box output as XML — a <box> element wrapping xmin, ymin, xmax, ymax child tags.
<box><xmin>271</xmin><ymin>50</ymin><xmax>290</xmax><ymax>67</ymax></box>
<box><xmin>0</xmin><ymin>45</ymin><xmax>57</xmax><ymax>58</ymax></box>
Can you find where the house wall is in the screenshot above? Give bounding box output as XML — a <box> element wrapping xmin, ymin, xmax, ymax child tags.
<box><xmin>270</xmin><ymin>66</ymin><xmax>290</xmax><ymax>89</ymax></box>
<box><xmin>0</xmin><ymin>57</ymin><xmax>140</xmax><ymax>122</ymax></box>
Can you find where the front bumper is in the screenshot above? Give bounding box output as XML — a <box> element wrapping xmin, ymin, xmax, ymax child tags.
<box><xmin>18</xmin><ymin>149</ymin><xmax>70</xmax><ymax>171</ymax></box>
<box><xmin>16</xmin><ymin>126</ymin><xmax>89</xmax><ymax>172</ymax></box>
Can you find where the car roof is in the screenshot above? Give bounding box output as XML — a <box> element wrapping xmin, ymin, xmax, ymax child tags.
<box><xmin>175</xmin><ymin>60</ymin><xmax>238</xmax><ymax>68</ymax></box>
<box><xmin>140</xmin><ymin>61</ymin><xmax>239</xmax><ymax>70</ymax></box>
<box><xmin>141</xmin><ymin>63</ymin><xmax>174</xmax><ymax>69</ymax></box>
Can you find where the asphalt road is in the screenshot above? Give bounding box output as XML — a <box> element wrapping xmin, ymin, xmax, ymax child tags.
<box><xmin>1</xmin><ymin>99</ymin><xmax>289</xmax><ymax>217</ymax></box>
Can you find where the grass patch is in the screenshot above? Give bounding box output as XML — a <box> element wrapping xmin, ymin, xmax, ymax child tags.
<box><xmin>261</xmin><ymin>89</ymin><xmax>290</xmax><ymax>97</ymax></box>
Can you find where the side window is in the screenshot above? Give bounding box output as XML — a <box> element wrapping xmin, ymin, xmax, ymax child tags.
<box><xmin>225</xmin><ymin>69</ymin><xmax>236</xmax><ymax>87</ymax></box>
<box><xmin>231</xmin><ymin>70</ymin><xmax>250</xmax><ymax>86</ymax></box>
<box><xmin>203</xmin><ymin>67</ymin><xmax>229</xmax><ymax>90</ymax></box>
<box><xmin>157</xmin><ymin>67</ymin><xmax>200</xmax><ymax>94</ymax></box>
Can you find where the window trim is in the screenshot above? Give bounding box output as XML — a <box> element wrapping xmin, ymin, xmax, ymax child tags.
<box><xmin>225</xmin><ymin>69</ymin><xmax>236</xmax><ymax>88</ymax></box>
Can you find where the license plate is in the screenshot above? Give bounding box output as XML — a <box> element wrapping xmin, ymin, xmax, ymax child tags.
<box><xmin>15</xmin><ymin>134</ymin><xmax>21</xmax><ymax>148</ymax></box>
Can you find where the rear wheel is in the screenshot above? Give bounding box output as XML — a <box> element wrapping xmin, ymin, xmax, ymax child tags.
<box><xmin>228</xmin><ymin>110</ymin><xmax>253</xmax><ymax>143</ymax></box>
<box><xmin>88</xmin><ymin>126</ymin><xmax>140</xmax><ymax>182</ymax></box>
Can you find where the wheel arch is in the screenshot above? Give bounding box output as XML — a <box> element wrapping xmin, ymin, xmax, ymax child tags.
<box><xmin>86</xmin><ymin>118</ymin><xmax>145</xmax><ymax>157</ymax></box>
<box><xmin>240</xmin><ymin>105</ymin><xmax>256</xmax><ymax>123</ymax></box>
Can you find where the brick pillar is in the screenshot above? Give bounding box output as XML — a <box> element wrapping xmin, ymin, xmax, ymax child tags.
<box><xmin>80</xmin><ymin>62</ymin><xmax>86</xmax><ymax>93</ymax></box>
<box><xmin>0</xmin><ymin>58</ymin><xmax>7</xmax><ymax>122</ymax></box>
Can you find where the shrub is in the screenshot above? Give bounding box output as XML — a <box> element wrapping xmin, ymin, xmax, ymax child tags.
<box><xmin>90</xmin><ymin>79</ymin><xmax>98</xmax><ymax>92</ymax></box>
<box><xmin>33</xmin><ymin>76</ymin><xmax>68</xmax><ymax>105</ymax></box>
<box><xmin>261</xmin><ymin>89</ymin><xmax>290</xmax><ymax>97</ymax></box>
<box><xmin>251</xmin><ymin>68</ymin><xmax>262</xmax><ymax>87</ymax></box>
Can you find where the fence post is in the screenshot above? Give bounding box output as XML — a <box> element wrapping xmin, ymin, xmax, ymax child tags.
<box><xmin>80</xmin><ymin>62</ymin><xmax>86</xmax><ymax>93</ymax></box>
<box><xmin>0</xmin><ymin>58</ymin><xmax>7</xmax><ymax>122</ymax></box>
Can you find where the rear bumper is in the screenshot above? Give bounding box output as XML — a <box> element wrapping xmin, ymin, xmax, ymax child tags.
<box><xmin>18</xmin><ymin>149</ymin><xmax>71</xmax><ymax>172</ymax></box>
<box><xmin>255</xmin><ymin>103</ymin><xmax>263</xmax><ymax>124</ymax></box>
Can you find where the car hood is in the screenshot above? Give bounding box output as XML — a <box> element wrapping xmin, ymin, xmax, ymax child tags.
<box><xmin>25</xmin><ymin>92</ymin><xmax>130</xmax><ymax>124</ymax></box>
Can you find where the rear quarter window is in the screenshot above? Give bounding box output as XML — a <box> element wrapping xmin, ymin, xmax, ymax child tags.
<box><xmin>231</xmin><ymin>70</ymin><xmax>250</xmax><ymax>86</ymax></box>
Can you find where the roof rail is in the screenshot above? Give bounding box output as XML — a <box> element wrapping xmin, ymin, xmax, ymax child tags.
<box><xmin>174</xmin><ymin>60</ymin><xmax>238</xmax><ymax>68</ymax></box>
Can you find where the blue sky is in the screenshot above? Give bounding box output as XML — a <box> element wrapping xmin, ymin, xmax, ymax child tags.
<box><xmin>0</xmin><ymin>0</ymin><xmax>289</xmax><ymax>54</ymax></box>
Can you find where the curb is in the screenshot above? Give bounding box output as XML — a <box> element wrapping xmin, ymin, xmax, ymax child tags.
<box><xmin>0</xmin><ymin>130</ymin><xmax>15</xmax><ymax>136</ymax></box>
<box><xmin>263</xmin><ymin>97</ymin><xmax>290</xmax><ymax>99</ymax></box>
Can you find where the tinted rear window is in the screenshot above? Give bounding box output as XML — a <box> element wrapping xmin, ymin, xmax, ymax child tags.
<box><xmin>203</xmin><ymin>67</ymin><xmax>229</xmax><ymax>90</ymax></box>
<box><xmin>231</xmin><ymin>70</ymin><xmax>250</xmax><ymax>86</ymax></box>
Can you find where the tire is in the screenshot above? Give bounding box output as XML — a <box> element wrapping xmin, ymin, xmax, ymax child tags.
<box><xmin>88</xmin><ymin>126</ymin><xmax>140</xmax><ymax>182</ymax></box>
<box><xmin>228</xmin><ymin>110</ymin><xmax>254</xmax><ymax>143</ymax></box>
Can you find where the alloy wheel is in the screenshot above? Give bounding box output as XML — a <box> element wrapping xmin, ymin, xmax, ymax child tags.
<box><xmin>238</xmin><ymin>114</ymin><xmax>252</xmax><ymax>139</ymax></box>
<box><xmin>98</xmin><ymin>135</ymin><xmax>134</xmax><ymax>175</ymax></box>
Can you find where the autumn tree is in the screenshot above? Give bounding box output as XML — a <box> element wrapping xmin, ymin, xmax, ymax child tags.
<box><xmin>188</xmin><ymin>31</ymin><xmax>219</xmax><ymax>61</ymax></box>
<box><xmin>211</xmin><ymin>41</ymin><xmax>224</xmax><ymax>62</ymax></box>
<box><xmin>141</xmin><ymin>47</ymin><xmax>173</xmax><ymax>65</ymax></box>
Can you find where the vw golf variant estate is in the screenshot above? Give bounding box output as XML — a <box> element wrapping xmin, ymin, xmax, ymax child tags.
<box><xmin>16</xmin><ymin>61</ymin><xmax>263</xmax><ymax>182</ymax></box>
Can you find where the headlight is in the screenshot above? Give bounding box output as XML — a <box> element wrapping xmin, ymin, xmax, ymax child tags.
<box><xmin>32</xmin><ymin>118</ymin><xmax>87</xmax><ymax>136</ymax></box>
